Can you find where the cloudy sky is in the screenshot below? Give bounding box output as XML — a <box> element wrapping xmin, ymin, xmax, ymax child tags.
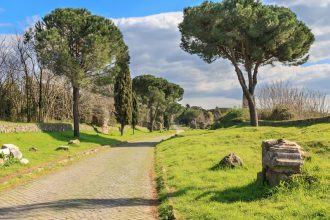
<box><xmin>1</xmin><ymin>0</ymin><xmax>329</xmax><ymax>108</ymax></box>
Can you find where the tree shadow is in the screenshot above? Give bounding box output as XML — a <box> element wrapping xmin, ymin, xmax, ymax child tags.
<box><xmin>113</xmin><ymin>141</ymin><xmax>159</xmax><ymax>148</ymax></box>
<box><xmin>0</xmin><ymin>198</ymin><xmax>156</xmax><ymax>218</ymax></box>
<box><xmin>195</xmin><ymin>181</ymin><xmax>272</xmax><ymax>203</ymax></box>
<box><xmin>43</xmin><ymin>130</ymin><xmax>121</xmax><ymax>147</ymax></box>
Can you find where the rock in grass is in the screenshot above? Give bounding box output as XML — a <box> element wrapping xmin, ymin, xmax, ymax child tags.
<box><xmin>68</xmin><ymin>139</ymin><xmax>80</xmax><ymax>145</ymax></box>
<box><xmin>56</xmin><ymin>146</ymin><xmax>70</xmax><ymax>151</ymax></box>
<box><xmin>20</xmin><ymin>158</ymin><xmax>29</xmax><ymax>165</ymax></box>
<box><xmin>0</xmin><ymin>158</ymin><xmax>5</xmax><ymax>166</ymax></box>
<box><xmin>2</xmin><ymin>144</ymin><xmax>23</xmax><ymax>159</ymax></box>
<box><xmin>0</xmin><ymin>148</ymin><xmax>10</xmax><ymax>157</ymax></box>
<box><xmin>219</xmin><ymin>153</ymin><xmax>243</xmax><ymax>168</ymax></box>
<box><xmin>29</xmin><ymin>147</ymin><xmax>38</xmax><ymax>152</ymax></box>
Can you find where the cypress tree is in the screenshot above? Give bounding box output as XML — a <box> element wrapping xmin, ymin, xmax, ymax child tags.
<box><xmin>114</xmin><ymin>59</ymin><xmax>133</xmax><ymax>136</ymax></box>
<box><xmin>132</xmin><ymin>93</ymin><xmax>139</xmax><ymax>134</ymax></box>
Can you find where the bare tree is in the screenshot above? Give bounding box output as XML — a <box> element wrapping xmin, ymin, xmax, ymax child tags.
<box><xmin>257</xmin><ymin>81</ymin><xmax>329</xmax><ymax>119</ymax></box>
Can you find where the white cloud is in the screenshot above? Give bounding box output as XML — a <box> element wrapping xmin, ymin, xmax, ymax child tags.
<box><xmin>271</xmin><ymin>0</ymin><xmax>330</xmax><ymax>7</ymax></box>
<box><xmin>114</xmin><ymin>8</ymin><xmax>330</xmax><ymax>109</ymax></box>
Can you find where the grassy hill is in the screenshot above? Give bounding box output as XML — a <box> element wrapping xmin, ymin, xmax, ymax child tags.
<box><xmin>156</xmin><ymin>125</ymin><xmax>330</xmax><ymax>219</ymax></box>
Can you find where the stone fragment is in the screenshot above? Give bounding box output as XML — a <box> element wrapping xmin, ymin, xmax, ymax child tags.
<box><xmin>20</xmin><ymin>158</ymin><xmax>29</xmax><ymax>165</ymax></box>
<box><xmin>29</xmin><ymin>147</ymin><xmax>38</xmax><ymax>152</ymax></box>
<box><xmin>56</xmin><ymin>146</ymin><xmax>70</xmax><ymax>151</ymax></box>
<box><xmin>258</xmin><ymin>139</ymin><xmax>305</xmax><ymax>187</ymax></box>
<box><xmin>219</xmin><ymin>153</ymin><xmax>243</xmax><ymax>168</ymax></box>
<box><xmin>68</xmin><ymin>139</ymin><xmax>80</xmax><ymax>145</ymax></box>
<box><xmin>0</xmin><ymin>148</ymin><xmax>10</xmax><ymax>157</ymax></box>
<box><xmin>2</xmin><ymin>144</ymin><xmax>23</xmax><ymax>159</ymax></box>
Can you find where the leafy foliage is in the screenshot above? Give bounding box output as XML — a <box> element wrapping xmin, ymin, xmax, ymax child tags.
<box><xmin>133</xmin><ymin>75</ymin><xmax>184</xmax><ymax>132</ymax></box>
<box><xmin>179</xmin><ymin>0</ymin><xmax>314</xmax><ymax>126</ymax></box>
<box><xmin>114</xmin><ymin>59</ymin><xmax>133</xmax><ymax>135</ymax></box>
<box><xmin>131</xmin><ymin>93</ymin><xmax>139</xmax><ymax>133</ymax></box>
<box><xmin>34</xmin><ymin>8</ymin><xmax>128</xmax><ymax>137</ymax></box>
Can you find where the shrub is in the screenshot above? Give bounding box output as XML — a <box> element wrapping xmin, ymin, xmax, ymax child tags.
<box><xmin>212</xmin><ymin>109</ymin><xmax>248</xmax><ymax>129</ymax></box>
<box><xmin>269</xmin><ymin>107</ymin><xmax>295</xmax><ymax>121</ymax></box>
<box><xmin>259</xmin><ymin>109</ymin><xmax>272</xmax><ymax>120</ymax></box>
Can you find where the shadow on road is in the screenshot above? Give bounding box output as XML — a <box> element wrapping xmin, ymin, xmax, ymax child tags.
<box><xmin>113</xmin><ymin>141</ymin><xmax>159</xmax><ymax>148</ymax></box>
<box><xmin>0</xmin><ymin>198</ymin><xmax>156</xmax><ymax>218</ymax></box>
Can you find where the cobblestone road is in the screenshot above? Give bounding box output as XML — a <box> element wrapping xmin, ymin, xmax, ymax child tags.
<box><xmin>0</xmin><ymin>136</ymin><xmax>168</xmax><ymax>220</ymax></box>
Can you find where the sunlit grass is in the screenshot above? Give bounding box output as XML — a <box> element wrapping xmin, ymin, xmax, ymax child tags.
<box><xmin>156</xmin><ymin>124</ymin><xmax>330</xmax><ymax>219</ymax></box>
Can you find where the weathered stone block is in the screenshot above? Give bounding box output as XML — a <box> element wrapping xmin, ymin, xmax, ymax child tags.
<box><xmin>259</xmin><ymin>139</ymin><xmax>305</xmax><ymax>187</ymax></box>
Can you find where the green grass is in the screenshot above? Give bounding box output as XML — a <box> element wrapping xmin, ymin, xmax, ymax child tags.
<box><xmin>0</xmin><ymin>127</ymin><xmax>174</xmax><ymax>189</ymax></box>
<box><xmin>156</xmin><ymin>124</ymin><xmax>330</xmax><ymax>219</ymax></box>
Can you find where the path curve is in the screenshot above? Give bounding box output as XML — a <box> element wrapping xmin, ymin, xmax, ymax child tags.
<box><xmin>0</xmin><ymin>135</ymin><xmax>170</xmax><ymax>220</ymax></box>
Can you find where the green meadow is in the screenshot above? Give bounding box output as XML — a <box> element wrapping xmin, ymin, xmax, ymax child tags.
<box><xmin>156</xmin><ymin>125</ymin><xmax>330</xmax><ymax>219</ymax></box>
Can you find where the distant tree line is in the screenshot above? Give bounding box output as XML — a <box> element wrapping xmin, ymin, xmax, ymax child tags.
<box><xmin>177</xmin><ymin>105</ymin><xmax>223</xmax><ymax>129</ymax></box>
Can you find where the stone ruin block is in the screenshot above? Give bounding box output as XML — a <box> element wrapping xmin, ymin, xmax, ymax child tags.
<box><xmin>258</xmin><ymin>139</ymin><xmax>305</xmax><ymax>187</ymax></box>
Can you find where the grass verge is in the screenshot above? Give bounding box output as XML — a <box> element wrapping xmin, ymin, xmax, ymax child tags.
<box><xmin>156</xmin><ymin>124</ymin><xmax>330</xmax><ymax>219</ymax></box>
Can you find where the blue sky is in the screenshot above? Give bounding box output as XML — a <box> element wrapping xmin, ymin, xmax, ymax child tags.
<box><xmin>0</xmin><ymin>0</ymin><xmax>203</xmax><ymax>34</ymax></box>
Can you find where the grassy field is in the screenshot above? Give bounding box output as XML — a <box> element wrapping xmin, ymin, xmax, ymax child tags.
<box><xmin>156</xmin><ymin>125</ymin><xmax>330</xmax><ymax>219</ymax></box>
<box><xmin>0</xmin><ymin>127</ymin><xmax>174</xmax><ymax>190</ymax></box>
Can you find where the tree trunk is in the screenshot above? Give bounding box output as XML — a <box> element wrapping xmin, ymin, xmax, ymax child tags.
<box><xmin>25</xmin><ymin>76</ymin><xmax>31</xmax><ymax>122</ymax></box>
<box><xmin>246</xmin><ymin>92</ymin><xmax>258</xmax><ymax>127</ymax></box>
<box><xmin>148</xmin><ymin>106</ymin><xmax>154</xmax><ymax>132</ymax></box>
<box><xmin>242</xmin><ymin>93</ymin><xmax>249</xmax><ymax>108</ymax></box>
<box><xmin>120</xmin><ymin>123</ymin><xmax>124</xmax><ymax>136</ymax></box>
<box><xmin>38</xmin><ymin>70</ymin><xmax>43</xmax><ymax>123</ymax></box>
<box><xmin>149</xmin><ymin>117</ymin><xmax>154</xmax><ymax>132</ymax></box>
<box><xmin>73</xmin><ymin>86</ymin><xmax>80</xmax><ymax>138</ymax></box>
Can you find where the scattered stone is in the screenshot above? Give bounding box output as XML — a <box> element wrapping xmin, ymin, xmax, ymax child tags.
<box><xmin>0</xmin><ymin>148</ymin><xmax>10</xmax><ymax>157</ymax></box>
<box><xmin>218</xmin><ymin>153</ymin><xmax>243</xmax><ymax>168</ymax></box>
<box><xmin>20</xmin><ymin>158</ymin><xmax>29</xmax><ymax>165</ymax></box>
<box><xmin>258</xmin><ymin>139</ymin><xmax>305</xmax><ymax>187</ymax></box>
<box><xmin>29</xmin><ymin>147</ymin><xmax>38</xmax><ymax>152</ymax></box>
<box><xmin>2</xmin><ymin>144</ymin><xmax>23</xmax><ymax>159</ymax></box>
<box><xmin>56</xmin><ymin>146</ymin><xmax>70</xmax><ymax>151</ymax></box>
<box><xmin>68</xmin><ymin>139</ymin><xmax>80</xmax><ymax>145</ymax></box>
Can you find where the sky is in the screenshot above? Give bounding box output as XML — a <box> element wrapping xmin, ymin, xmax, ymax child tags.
<box><xmin>0</xmin><ymin>0</ymin><xmax>330</xmax><ymax>109</ymax></box>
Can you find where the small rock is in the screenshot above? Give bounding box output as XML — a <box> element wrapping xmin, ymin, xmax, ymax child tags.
<box><xmin>29</xmin><ymin>147</ymin><xmax>38</xmax><ymax>152</ymax></box>
<box><xmin>68</xmin><ymin>139</ymin><xmax>80</xmax><ymax>145</ymax></box>
<box><xmin>219</xmin><ymin>153</ymin><xmax>244</xmax><ymax>168</ymax></box>
<box><xmin>2</xmin><ymin>144</ymin><xmax>23</xmax><ymax>159</ymax></box>
<box><xmin>0</xmin><ymin>158</ymin><xmax>5</xmax><ymax>166</ymax></box>
<box><xmin>20</xmin><ymin>158</ymin><xmax>29</xmax><ymax>165</ymax></box>
<box><xmin>56</xmin><ymin>146</ymin><xmax>70</xmax><ymax>151</ymax></box>
<box><xmin>0</xmin><ymin>148</ymin><xmax>10</xmax><ymax>157</ymax></box>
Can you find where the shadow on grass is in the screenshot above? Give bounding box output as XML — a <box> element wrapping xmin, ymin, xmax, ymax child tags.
<box><xmin>0</xmin><ymin>198</ymin><xmax>156</xmax><ymax>218</ymax></box>
<box><xmin>194</xmin><ymin>181</ymin><xmax>271</xmax><ymax>203</ymax></box>
<box><xmin>43</xmin><ymin>131</ymin><xmax>121</xmax><ymax>147</ymax></box>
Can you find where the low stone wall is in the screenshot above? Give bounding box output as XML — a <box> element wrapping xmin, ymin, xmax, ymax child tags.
<box><xmin>0</xmin><ymin>123</ymin><xmax>72</xmax><ymax>133</ymax></box>
<box><xmin>258</xmin><ymin>116</ymin><xmax>330</xmax><ymax>127</ymax></box>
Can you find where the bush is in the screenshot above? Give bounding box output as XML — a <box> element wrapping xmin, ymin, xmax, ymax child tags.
<box><xmin>259</xmin><ymin>109</ymin><xmax>272</xmax><ymax>120</ymax></box>
<box><xmin>259</xmin><ymin>107</ymin><xmax>295</xmax><ymax>121</ymax></box>
<box><xmin>212</xmin><ymin>109</ymin><xmax>248</xmax><ymax>129</ymax></box>
<box><xmin>269</xmin><ymin>107</ymin><xmax>295</xmax><ymax>121</ymax></box>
